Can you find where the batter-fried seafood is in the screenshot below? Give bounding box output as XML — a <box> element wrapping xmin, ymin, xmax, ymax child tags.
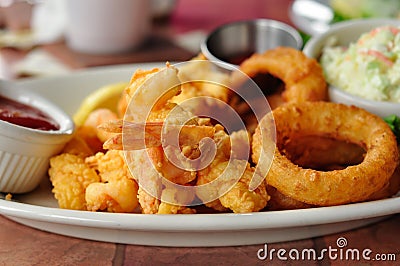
<box><xmin>173</xmin><ymin>54</ymin><xmax>231</xmax><ymax>106</ymax></box>
<box><xmin>252</xmin><ymin>102</ymin><xmax>399</xmax><ymax>206</ymax></box>
<box><xmin>107</xmin><ymin>120</ymin><xmax>265</xmax><ymax>213</ymax></box>
<box><xmin>117</xmin><ymin>67</ymin><xmax>162</xmax><ymax>117</ymax></box>
<box><xmin>61</xmin><ymin>135</ymin><xmax>94</xmax><ymax>158</ymax></box>
<box><xmin>127</xmin><ymin>147</ymin><xmax>197</xmax><ymax>214</ymax></box>
<box><xmin>196</xmin><ymin>126</ymin><xmax>269</xmax><ymax>213</ymax></box>
<box><xmin>217</xmin><ymin>162</ymin><xmax>269</xmax><ymax>213</ymax></box>
<box><xmin>238</xmin><ymin>47</ymin><xmax>328</xmax><ymax>106</ymax></box>
<box><xmin>49</xmin><ymin>153</ymin><xmax>100</xmax><ymax>210</ymax></box>
<box><xmin>85</xmin><ymin>177</ymin><xmax>138</xmax><ymax>213</ymax></box>
<box><xmin>49</xmin><ymin>149</ymin><xmax>139</xmax><ymax>212</ymax></box>
<box><xmin>120</xmin><ymin>60</ymin><xmax>230</xmax><ymax>121</ymax></box>
<box><xmin>157</xmin><ymin>188</ymin><xmax>197</xmax><ymax>214</ymax></box>
<box><xmin>106</xmin><ymin>118</ymin><xmax>267</xmax><ymax>214</ymax></box>
<box><xmin>101</xmin><ymin>120</ymin><xmax>215</xmax><ymax>151</ymax></box>
<box><xmin>84</xmin><ymin>150</ymin><xmax>139</xmax><ymax>213</ymax></box>
<box><xmin>75</xmin><ymin>108</ymin><xmax>119</xmax><ymax>153</ymax></box>
<box><xmin>112</xmin><ymin>65</ymin><xmax>205</xmax><ymax>214</ymax></box>
<box><xmin>103</xmin><ymin>64</ymin><xmax>267</xmax><ymax>213</ymax></box>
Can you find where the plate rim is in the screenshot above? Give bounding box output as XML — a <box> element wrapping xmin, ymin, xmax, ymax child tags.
<box><xmin>1</xmin><ymin>196</ymin><xmax>399</xmax><ymax>232</ymax></box>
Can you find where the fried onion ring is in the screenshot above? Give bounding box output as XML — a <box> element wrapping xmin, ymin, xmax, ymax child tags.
<box><xmin>252</xmin><ymin>102</ymin><xmax>399</xmax><ymax>206</ymax></box>
<box><xmin>239</xmin><ymin>47</ymin><xmax>328</xmax><ymax>104</ymax></box>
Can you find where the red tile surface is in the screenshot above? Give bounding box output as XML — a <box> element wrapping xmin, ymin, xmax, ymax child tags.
<box><xmin>0</xmin><ymin>217</ymin><xmax>116</xmax><ymax>266</ymax></box>
<box><xmin>3</xmin><ymin>215</ymin><xmax>398</xmax><ymax>265</ymax></box>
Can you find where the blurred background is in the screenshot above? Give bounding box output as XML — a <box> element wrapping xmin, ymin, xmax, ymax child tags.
<box><xmin>0</xmin><ymin>0</ymin><xmax>292</xmax><ymax>79</ymax></box>
<box><xmin>0</xmin><ymin>0</ymin><xmax>398</xmax><ymax>79</ymax></box>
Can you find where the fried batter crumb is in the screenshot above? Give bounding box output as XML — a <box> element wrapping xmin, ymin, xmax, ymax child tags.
<box><xmin>5</xmin><ymin>193</ymin><xmax>12</xmax><ymax>201</ymax></box>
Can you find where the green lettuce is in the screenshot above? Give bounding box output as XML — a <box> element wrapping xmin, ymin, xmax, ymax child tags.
<box><xmin>384</xmin><ymin>114</ymin><xmax>400</xmax><ymax>141</ymax></box>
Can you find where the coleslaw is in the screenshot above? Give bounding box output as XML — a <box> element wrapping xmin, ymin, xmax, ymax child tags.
<box><xmin>320</xmin><ymin>25</ymin><xmax>400</xmax><ymax>102</ymax></box>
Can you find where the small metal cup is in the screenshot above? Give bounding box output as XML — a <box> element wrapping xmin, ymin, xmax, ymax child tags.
<box><xmin>201</xmin><ymin>19</ymin><xmax>303</xmax><ymax>70</ymax></box>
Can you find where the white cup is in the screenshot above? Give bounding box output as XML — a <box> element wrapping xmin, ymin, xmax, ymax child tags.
<box><xmin>65</xmin><ymin>0</ymin><xmax>150</xmax><ymax>54</ymax></box>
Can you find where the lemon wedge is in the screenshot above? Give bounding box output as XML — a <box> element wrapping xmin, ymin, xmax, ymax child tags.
<box><xmin>73</xmin><ymin>82</ymin><xmax>128</xmax><ymax>126</ymax></box>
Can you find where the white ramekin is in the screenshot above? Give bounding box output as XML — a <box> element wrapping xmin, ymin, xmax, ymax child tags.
<box><xmin>0</xmin><ymin>86</ymin><xmax>74</xmax><ymax>193</ymax></box>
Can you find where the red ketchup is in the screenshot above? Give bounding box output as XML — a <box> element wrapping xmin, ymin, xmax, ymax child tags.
<box><xmin>0</xmin><ymin>95</ymin><xmax>60</xmax><ymax>131</ymax></box>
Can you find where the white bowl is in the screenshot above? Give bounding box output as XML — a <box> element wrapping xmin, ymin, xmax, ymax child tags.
<box><xmin>303</xmin><ymin>18</ymin><xmax>400</xmax><ymax>118</ymax></box>
<box><xmin>0</xmin><ymin>86</ymin><xmax>74</xmax><ymax>193</ymax></box>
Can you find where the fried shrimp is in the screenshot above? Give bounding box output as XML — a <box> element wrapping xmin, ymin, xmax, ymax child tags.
<box><xmin>103</xmin><ymin>81</ymin><xmax>268</xmax><ymax>214</ymax></box>
<box><xmin>101</xmin><ymin>120</ymin><xmax>215</xmax><ymax>151</ymax></box>
<box><xmin>238</xmin><ymin>47</ymin><xmax>328</xmax><ymax>106</ymax></box>
<box><xmin>218</xmin><ymin>162</ymin><xmax>269</xmax><ymax>213</ymax></box>
<box><xmin>197</xmin><ymin>159</ymin><xmax>269</xmax><ymax>213</ymax></box>
<box><xmin>173</xmin><ymin>55</ymin><xmax>231</xmax><ymax>105</ymax></box>
<box><xmin>197</xmin><ymin>160</ymin><xmax>270</xmax><ymax>213</ymax></box>
<box><xmin>196</xmin><ymin>126</ymin><xmax>269</xmax><ymax>213</ymax></box>
<box><xmin>127</xmin><ymin>147</ymin><xmax>198</xmax><ymax>214</ymax></box>
<box><xmin>85</xmin><ymin>150</ymin><xmax>134</xmax><ymax>182</ymax></box>
<box><xmin>110</xmin><ymin>122</ymin><xmax>213</xmax><ymax>214</ymax></box>
<box><xmin>157</xmin><ymin>188</ymin><xmax>196</xmax><ymax>214</ymax></box>
<box><xmin>104</xmin><ymin>65</ymin><xmax>204</xmax><ymax>214</ymax></box>
<box><xmin>252</xmin><ymin>102</ymin><xmax>399</xmax><ymax>206</ymax></box>
<box><xmin>75</xmin><ymin>108</ymin><xmax>119</xmax><ymax>153</ymax></box>
<box><xmin>61</xmin><ymin>135</ymin><xmax>94</xmax><ymax>158</ymax></box>
<box><xmin>84</xmin><ymin>150</ymin><xmax>139</xmax><ymax>212</ymax></box>
<box><xmin>85</xmin><ymin>177</ymin><xmax>138</xmax><ymax>213</ymax></box>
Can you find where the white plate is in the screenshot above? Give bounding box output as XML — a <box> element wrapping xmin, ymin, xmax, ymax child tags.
<box><xmin>0</xmin><ymin>63</ymin><xmax>399</xmax><ymax>247</ymax></box>
<box><xmin>289</xmin><ymin>0</ymin><xmax>334</xmax><ymax>36</ymax></box>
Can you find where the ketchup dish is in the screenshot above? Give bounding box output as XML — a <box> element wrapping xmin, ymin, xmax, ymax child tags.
<box><xmin>0</xmin><ymin>86</ymin><xmax>74</xmax><ymax>193</ymax></box>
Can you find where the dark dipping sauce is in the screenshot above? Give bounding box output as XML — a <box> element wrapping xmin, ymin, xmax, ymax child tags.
<box><xmin>222</xmin><ymin>50</ymin><xmax>255</xmax><ymax>65</ymax></box>
<box><xmin>0</xmin><ymin>95</ymin><xmax>60</xmax><ymax>131</ymax></box>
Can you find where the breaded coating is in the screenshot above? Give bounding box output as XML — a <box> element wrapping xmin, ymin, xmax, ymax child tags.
<box><xmin>85</xmin><ymin>150</ymin><xmax>133</xmax><ymax>182</ymax></box>
<box><xmin>198</xmin><ymin>160</ymin><xmax>269</xmax><ymax>213</ymax></box>
<box><xmin>219</xmin><ymin>164</ymin><xmax>269</xmax><ymax>213</ymax></box>
<box><xmin>157</xmin><ymin>188</ymin><xmax>196</xmax><ymax>214</ymax></box>
<box><xmin>157</xmin><ymin>202</ymin><xmax>196</xmax><ymax>214</ymax></box>
<box><xmin>84</xmin><ymin>150</ymin><xmax>139</xmax><ymax>212</ymax></box>
<box><xmin>138</xmin><ymin>187</ymin><xmax>160</xmax><ymax>214</ymax></box>
<box><xmin>196</xmin><ymin>126</ymin><xmax>269</xmax><ymax>213</ymax></box>
<box><xmin>85</xmin><ymin>177</ymin><xmax>138</xmax><ymax>213</ymax></box>
<box><xmin>61</xmin><ymin>135</ymin><xmax>94</xmax><ymax>158</ymax></box>
<box><xmin>49</xmin><ymin>153</ymin><xmax>100</xmax><ymax>210</ymax></box>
